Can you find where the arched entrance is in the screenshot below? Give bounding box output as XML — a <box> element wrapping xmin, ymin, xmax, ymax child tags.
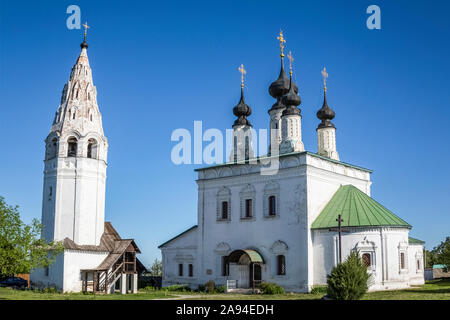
<box><xmin>227</xmin><ymin>249</ymin><xmax>264</xmax><ymax>289</ymax></box>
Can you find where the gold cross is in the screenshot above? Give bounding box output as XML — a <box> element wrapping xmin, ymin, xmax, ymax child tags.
<box><xmin>277</xmin><ymin>30</ymin><xmax>286</xmax><ymax>58</ymax></box>
<box><xmin>287</xmin><ymin>51</ymin><xmax>294</xmax><ymax>76</ymax></box>
<box><xmin>321</xmin><ymin>67</ymin><xmax>328</xmax><ymax>91</ymax></box>
<box><xmin>238</xmin><ymin>64</ymin><xmax>246</xmax><ymax>88</ymax></box>
<box><xmin>82</xmin><ymin>22</ymin><xmax>90</xmax><ymax>37</ymax></box>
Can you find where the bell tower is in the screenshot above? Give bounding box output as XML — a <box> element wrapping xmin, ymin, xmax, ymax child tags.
<box><xmin>41</xmin><ymin>25</ymin><xmax>108</xmax><ymax>246</ymax></box>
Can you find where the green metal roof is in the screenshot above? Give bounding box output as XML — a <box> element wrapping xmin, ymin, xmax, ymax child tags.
<box><xmin>228</xmin><ymin>249</ymin><xmax>265</xmax><ymax>263</ymax></box>
<box><xmin>408</xmin><ymin>236</ymin><xmax>425</xmax><ymax>245</ymax></box>
<box><xmin>311</xmin><ymin>185</ymin><xmax>411</xmax><ymax>229</ymax></box>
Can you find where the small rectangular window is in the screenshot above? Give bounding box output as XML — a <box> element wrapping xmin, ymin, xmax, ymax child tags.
<box><xmin>245</xmin><ymin>199</ymin><xmax>252</xmax><ymax>218</ymax></box>
<box><xmin>178</xmin><ymin>264</ymin><xmax>183</xmax><ymax>277</ymax></box>
<box><xmin>221</xmin><ymin>201</ymin><xmax>228</xmax><ymax>220</ymax></box>
<box><xmin>222</xmin><ymin>256</ymin><xmax>229</xmax><ymax>276</ymax></box>
<box><xmin>188</xmin><ymin>264</ymin><xmax>193</xmax><ymax>277</ymax></box>
<box><xmin>400</xmin><ymin>252</ymin><xmax>405</xmax><ymax>269</ymax></box>
<box><xmin>269</xmin><ymin>196</ymin><xmax>276</xmax><ymax>216</ymax></box>
<box><xmin>277</xmin><ymin>255</ymin><xmax>286</xmax><ymax>275</ymax></box>
<box><xmin>45</xmin><ymin>266</ymin><xmax>49</xmax><ymax>277</ymax></box>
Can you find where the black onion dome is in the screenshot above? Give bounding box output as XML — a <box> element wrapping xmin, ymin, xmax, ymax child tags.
<box><xmin>282</xmin><ymin>78</ymin><xmax>301</xmax><ymax>116</ymax></box>
<box><xmin>269</xmin><ymin>60</ymin><xmax>290</xmax><ymax>99</ymax></box>
<box><xmin>233</xmin><ymin>87</ymin><xmax>252</xmax><ymax>127</ymax></box>
<box><xmin>316</xmin><ymin>91</ymin><xmax>335</xmax><ymax>129</ymax></box>
<box><xmin>80</xmin><ymin>39</ymin><xmax>88</xmax><ymax>49</ymax></box>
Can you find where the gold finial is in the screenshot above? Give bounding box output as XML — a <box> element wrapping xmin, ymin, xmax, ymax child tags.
<box><xmin>287</xmin><ymin>51</ymin><xmax>294</xmax><ymax>76</ymax></box>
<box><xmin>238</xmin><ymin>64</ymin><xmax>246</xmax><ymax>88</ymax></box>
<box><xmin>82</xmin><ymin>22</ymin><xmax>90</xmax><ymax>38</ymax></box>
<box><xmin>277</xmin><ymin>30</ymin><xmax>286</xmax><ymax>58</ymax></box>
<box><xmin>321</xmin><ymin>67</ymin><xmax>328</xmax><ymax>92</ymax></box>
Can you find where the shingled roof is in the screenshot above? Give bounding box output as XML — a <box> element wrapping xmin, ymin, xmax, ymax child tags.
<box><xmin>65</xmin><ymin>222</ymin><xmax>144</xmax><ymax>272</ymax></box>
<box><xmin>311</xmin><ymin>185</ymin><xmax>411</xmax><ymax>229</ymax></box>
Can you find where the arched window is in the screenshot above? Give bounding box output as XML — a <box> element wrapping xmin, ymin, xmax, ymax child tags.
<box><xmin>217</xmin><ymin>187</ymin><xmax>231</xmax><ymax>221</ymax></box>
<box><xmin>87</xmin><ymin>138</ymin><xmax>98</xmax><ymax>159</ymax></box>
<box><xmin>277</xmin><ymin>255</ymin><xmax>286</xmax><ymax>275</ymax></box>
<box><xmin>362</xmin><ymin>253</ymin><xmax>371</xmax><ymax>267</ymax></box>
<box><xmin>268</xmin><ymin>196</ymin><xmax>276</xmax><ymax>216</ymax></box>
<box><xmin>67</xmin><ymin>137</ymin><xmax>78</xmax><ymax>157</ymax></box>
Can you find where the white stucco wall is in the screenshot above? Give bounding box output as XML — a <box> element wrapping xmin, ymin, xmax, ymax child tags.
<box><xmin>312</xmin><ymin>227</ymin><xmax>424</xmax><ymax>291</ymax></box>
<box><xmin>31</xmin><ymin>250</ymin><xmax>109</xmax><ymax>292</ymax></box>
<box><xmin>160</xmin><ymin>227</ymin><xmax>198</xmax><ymax>288</ymax></box>
<box><xmin>161</xmin><ymin>152</ymin><xmax>391</xmax><ymax>293</ymax></box>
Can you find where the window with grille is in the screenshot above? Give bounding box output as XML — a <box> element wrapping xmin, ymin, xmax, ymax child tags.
<box><xmin>221</xmin><ymin>201</ymin><xmax>228</xmax><ymax>220</ymax></box>
<box><xmin>400</xmin><ymin>252</ymin><xmax>405</xmax><ymax>269</ymax></box>
<box><xmin>362</xmin><ymin>253</ymin><xmax>371</xmax><ymax>267</ymax></box>
<box><xmin>277</xmin><ymin>255</ymin><xmax>286</xmax><ymax>275</ymax></box>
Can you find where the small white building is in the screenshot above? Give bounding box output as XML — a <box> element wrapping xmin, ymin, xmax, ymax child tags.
<box><xmin>31</xmin><ymin>35</ymin><xmax>145</xmax><ymax>293</ymax></box>
<box><xmin>159</xmin><ymin>37</ymin><xmax>425</xmax><ymax>292</ymax></box>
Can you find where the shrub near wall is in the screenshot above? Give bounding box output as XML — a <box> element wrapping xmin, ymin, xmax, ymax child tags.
<box><xmin>326</xmin><ymin>251</ymin><xmax>370</xmax><ymax>300</ymax></box>
<box><xmin>260</xmin><ymin>282</ymin><xmax>285</xmax><ymax>294</ymax></box>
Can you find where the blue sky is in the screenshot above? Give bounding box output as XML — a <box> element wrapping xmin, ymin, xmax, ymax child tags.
<box><xmin>0</xmin><ymin>0</ymin><xmax>449</xmax><ymax>266</ymax></box>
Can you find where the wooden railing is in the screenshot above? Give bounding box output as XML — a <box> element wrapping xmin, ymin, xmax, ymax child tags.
<box><xmin>98</xmin><ymin>262</ymin><xmax>124</xmax><ymax>292</ymax></box>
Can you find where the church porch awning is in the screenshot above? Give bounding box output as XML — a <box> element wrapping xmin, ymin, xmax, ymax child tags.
<box><xmin>227</xmin><ymin>249</ymin><xmax>264</xmax><ymax>264</ymax></box>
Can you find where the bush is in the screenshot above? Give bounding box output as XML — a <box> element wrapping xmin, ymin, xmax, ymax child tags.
<box><xmin>197</xmin><ymin>284</ymin><xmax>206</xmax><ymax>292</ymax></box>
<box><xmin>310</xmin><ymin>285</ymin><xmax>327</xmax><ymax>295</ymax></box>
<box><xmin>214</xmin><ymin>284</ymin><xmax>226</xmax><ymax>293</ymax></box>
<box><xmin>164</xmin><ymin>284</ymin><xmax>191</xmax><ymax>292</ymax></box>
<box><xmin>260</xmin><ymin>282</ymin><xmax>285</xmax><ymax>295</ymax></box>
<box><xmin>326</xmin><ymin>251</ymin><xmax>371</xmax><ymax>300</ymax></box>
<box><xmin>205</xmin><ymin>280</ymin><xmax>215</xmax><ymax>293</ymax></box>
<box><xmin>143</xmin><ymin>286</ymin><xmax>158</xmax><ymax>292</ymax></box>
<box><xmin>41</xmin><ymin>287</ymin><xmax>60</xmax><ymax>294</ymax></box>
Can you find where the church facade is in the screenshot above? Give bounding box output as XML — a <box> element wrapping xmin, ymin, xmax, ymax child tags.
<box><xmin>159</xmin><ymin>32</ymin><xmax>425</xmax><ymax>292</ymax></box>
<box><xmin>31</xmin><ymin>31</ymin><xmax>144</xmax><ymax>293</ymax></box>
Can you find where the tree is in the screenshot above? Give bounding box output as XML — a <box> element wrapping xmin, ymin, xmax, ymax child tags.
<box><xmin>148</xmin><ymin>258</ymin><xmax>162</xmax><ymax>276</ymax></box>
<box><xmin>0</xmin><ymin>196</ymin><xmax>63</xmax><ymax>277</ymax></box>
<box><xmin>428</xmin><ymin>237</ymin><xmax>450</xmax><ymax>271</ymax></box>
<box><xmin>326</xmin><ymin>250</ymin><xmax>371</xmax><ymax>300</ymax></box>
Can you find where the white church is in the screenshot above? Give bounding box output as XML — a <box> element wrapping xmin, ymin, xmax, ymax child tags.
<box><xmin>31</xmin><ymin>30</ymin><xmax>145</xmax><ymax>293</ymax></box>
<box><xmin>159</xmin><ymin>32</ymin><xmax>425</xmax><ymax>292</ymax></box>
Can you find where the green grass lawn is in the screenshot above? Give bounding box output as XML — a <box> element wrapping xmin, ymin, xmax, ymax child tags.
<box><xmin>0</xmin><ymin>287</ymin><xmax>176</xmax><ymax>300</ymax></box>
<box><xmin>0</xmin><ymin>279</ymin><xmax>449</xmax><ymax>300</ymax></box>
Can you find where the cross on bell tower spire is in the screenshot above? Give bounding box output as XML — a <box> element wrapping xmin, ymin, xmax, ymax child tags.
<box><xmin>277</xmin><ymin>30</ymin><xmax>286</xmax><ymax>58</ymax></box>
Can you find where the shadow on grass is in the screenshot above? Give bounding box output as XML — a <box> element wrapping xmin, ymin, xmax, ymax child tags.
<box><xmin>405</xmin><ymin>289</ymin><xmax>450</xmax><ymax>294</ymax></box>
